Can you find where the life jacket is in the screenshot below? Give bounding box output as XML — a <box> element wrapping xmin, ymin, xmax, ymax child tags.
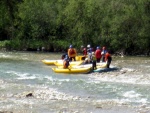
<box><xmin>87</xmin><ymin>52</ymin><xmax>92</xmax><ymax>61</ymax></box>
<box><xmin>68</xmin><ymin>48</ymin><xmax>76</xmax><ymax>57</ymax></box>
<box><xmin>83</xmin><ymin>48</ymin><xmax>87</xmax><ymax>56</ymax></box>
<box><xmin>95</xmin><ymin>49</ymin><xmax>102</xmax><ymax>58</ymax></box>
<box><xmin>92</xmin><ymin>55</ymin><xmax>96</xmax><ymax>61</ymax></box>
<box><xmin>105</xmin><ymin>52</ymin><xmax>111</xmax><ymax>62</ymax></box>
<box><xmin>63</xmin><ymin>59</ymin><xmax>69</xmax><ymax>68</ymax></box>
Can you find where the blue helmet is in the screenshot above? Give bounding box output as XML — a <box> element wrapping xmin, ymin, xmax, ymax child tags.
<box><xmin>69</xmin><ymin>45</ymin><xmax>73</xmax><ymax>48</ymax></box>
<box><xmin>97</xmin><ymin>46</ymin><xmax>100</xmax><ymax>49</ymax></box>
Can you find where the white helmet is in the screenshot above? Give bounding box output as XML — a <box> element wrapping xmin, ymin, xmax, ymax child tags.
<box><xmin>85</xmin><ymin>58</ymin><xmax>88</xmax><ymax>61</ymax></box>
<box><xmin>87</xmin><ymin>44</ymin><xmax>90</xmax><ymax>48</ymax></box>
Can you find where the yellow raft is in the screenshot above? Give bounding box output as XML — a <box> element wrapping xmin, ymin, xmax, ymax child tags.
<box><xmin>42</xmin><ymin>59</ymin><xmax>62</xmax><ymax>65</ymax></box>
<box><xmin>52</xmin><ymin>67</ymin><xmax>91</xmax><ymax>74</ymax></box>
<box><xmin>42</xmin><ymin>56</ymin><xmax>85</xmax><ymax>65</ymax></box>
<box><xmin>71</xmin><ymin>62</ymin><xmax>107</xmax><ymax>69</ymax></box>
<box><xmin>97</xmin><ymin>62</ymin><xmax>107</xmax><ymax>68</ymax></box>
<box><xmin>54</xmin><ymin>61</ymin><xmax>83</xmax><ymax>66</ymax></box>
<box><xmin>57</xmin><ymin>62</ymin><xmax>107</xmax><ymax>69</ymax></box>
<box><xmin>75</xmin><ymin>55</ymin><xmax>86</xmax><ymax>61</ymax></box>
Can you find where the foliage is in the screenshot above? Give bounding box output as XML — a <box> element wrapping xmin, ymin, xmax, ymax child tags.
<box><xmin>0</xmin><ymin>40</ymin><xmax>10</xmax><ymax>49</ymax></box>
<box><xmin>0</xmin><ymin>0</ymin><xmax>149</xmax><ymax>55</ymax></box>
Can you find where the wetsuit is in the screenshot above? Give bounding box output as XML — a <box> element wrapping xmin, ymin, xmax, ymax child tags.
<box><xmin>105</xmin><ymin>52</ymin><xmax>112</xmax><ymax>68</ymax></box>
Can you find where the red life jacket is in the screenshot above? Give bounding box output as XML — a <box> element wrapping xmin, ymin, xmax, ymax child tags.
<box><xmin>68</xmin><ymin>48</ymin><xmax>76</xmax><ymax>57</ymax></box>
<box><xmin>95</xmin><ymin>49</ymin><xmax>102</xmax><ymax>58</ymax></box>
<box><xmin>83</xmin><ymin>49</ymin><xmax>87</xmax><ymax>55</ymax></box>
<box><xmin>105</xmin><ymin>52</ymin><xmax>111</xmax><ymax>61</ymax></box>
<box><xmin>69</xmin><ymin>49</ymin><xmax>75</xmax><ymax>55</ymax></box>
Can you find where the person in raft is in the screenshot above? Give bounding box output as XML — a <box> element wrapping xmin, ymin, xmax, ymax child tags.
<box><xmin>63</xmin><ymin>55</ymin><xmax>70</xmax><ymax>68</ymax></box>
<box><xmin>61</xmin><ymin>53</ymin><xmax>68</xmax><ymax>60</ymax></box>
<box><xmin>80</xmin><ymin>45</ymin><xmax>84</xmax><ymax>53</ymax></box>
<box><xmin>87</xmin><ymin>44</ymin><xmax>91</xmax><ymax>53</ymax></box>
<box><xmin>82</xmin><ymin>47</ymin><xmax>87</xmax><ymax>56</ymax></box>
<box><xmin>87</xmin><ymin>48</ymin><xmax>93</xmax><ymax>63</ymax></box>
<box><xmin>101</xmin><ymin>46</ymin><xmax>107</xmax><ymax>62</ymax></box>
<box><xmin>83</xmin><ymin>58</ymin><xmax>89</xmax><ymax>64</ymax></box>
<box><xmin>68</xmin><ymin>45</ymin><xmax>77</xmax><ymax>61</ymax></box>
<box><xmin>95</xmin><ymin>46</ymin><xmax>102</xmax><ymax>63</ymax></box>
<box><xmin>91</xmin><ymin>52</ymin><xmax>97</xmax><ymax>70</ymax></box>
<box><xmin>105</xmin><ymin>50</ymin><xmax>112</xmax><ymax>68</ymax></box>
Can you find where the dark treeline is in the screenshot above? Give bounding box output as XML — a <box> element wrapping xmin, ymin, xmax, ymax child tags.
<box><xmin>0</xmin><ymin>0</ymin><xmax>150</xmax><ymax>55</ymax></box>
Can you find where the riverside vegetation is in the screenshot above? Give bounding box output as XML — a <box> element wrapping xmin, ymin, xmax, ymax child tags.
<box><xmin>0</xmin><ymin>0</ymin><xmax>149</xmax><ymax>55</ymax></box>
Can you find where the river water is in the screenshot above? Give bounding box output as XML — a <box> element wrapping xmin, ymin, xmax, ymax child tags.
<box><xmin>0</xmin><ymin>51</ymin><xmax>150</xmax><ymax>113</ymax></box>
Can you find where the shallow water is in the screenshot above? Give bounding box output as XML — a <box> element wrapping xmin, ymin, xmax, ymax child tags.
<box><xmin>0</xmin><ymin>51</ymin><xmax>150</xmax><ymax>113</ymax></box>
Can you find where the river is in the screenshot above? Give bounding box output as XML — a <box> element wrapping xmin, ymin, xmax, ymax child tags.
<box><xmin>0</xmin><ymin>51</ymin><xmax>150</xmax><ymax>113</ymax></box>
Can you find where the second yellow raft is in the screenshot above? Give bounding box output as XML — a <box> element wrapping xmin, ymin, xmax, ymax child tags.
<box><xmin>52</xmin><ymin>67</ymin><xmax>91</xmax><ymax>74</ymax></box>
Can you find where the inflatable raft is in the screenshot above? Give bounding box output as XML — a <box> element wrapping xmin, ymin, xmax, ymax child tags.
<box><xmin>52</xmin><ymin>67</ymin><xmax>91</xmax><ymax>74</ymax></box>
<box><xmin>42</xmin><ymin>56</ymin><xmax>85</xmax><ymax>65</ymax></box>
<box><xmin>42</xmin><ymin>59</ymin><xmax>62</xmax><ymax>65</ymax></box>
<box><xmin>75</xmin><ymin>55</ymin><xmax>86</xmax><ymax>61</ymax></box>
<box><xmin>72</xmin><ymin>62</ymin><xmax>107</xmax><ymax>68</ymax></box>
<box><xmin>54</xmin><ymin>61</ymin><xmax>83</xmax><ymax>66</ymax></box>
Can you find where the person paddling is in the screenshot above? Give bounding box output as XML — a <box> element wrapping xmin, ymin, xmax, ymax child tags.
<box><xmin>92</xmin><ymin>52</ymin><xmax>97</xmax><ymax>70</ymax></box>
<box><xmin>105</xmin><ymin>50</ymin><xmax>112</xmax><ymax>68</ymax></box>
<box><xmin>95</xmin><ymin>46</ymin><xmax>102</xmax><ymax>63</ymax></box>
<box><xmin>63</xmin><ymin>55</ymin><xmax>70</xmax><ymax>69</ymax></box>
<box><xmin>61</xmin><ymin>53</ymin><xmax>68</xmax><ymax>60</ymax></box>
<box><xmin>68</xmin><ymin>45</ymin><xmax>77</xmax><ymax>61</ymax></box>
<box><xmin>83</xmin><ymin>48</ymin><xmax>87</xmax><ymax>56</ymax></box>
<box><xmin>101</xmin><ymin>46</ymin><xmax>107</xmax><ymax>62</ymax></box>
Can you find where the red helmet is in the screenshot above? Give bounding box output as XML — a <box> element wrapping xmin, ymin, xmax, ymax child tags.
<box><xmin>102</xmin><ymin>46</ymin><xmax>106</xmax><ymax>50</ymax></box>
<box><xmin>83</xmin><ymin>48</ymin><xmax>86</xmax><ymax>50</ymax></box>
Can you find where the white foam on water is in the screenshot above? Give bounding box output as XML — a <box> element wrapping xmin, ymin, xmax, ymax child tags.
<box><xmin>0</xmin><ymin>104</ymin><xmax>14</xmax><ymax>110</ymax></box>
<box><xmin>0</xmin><ymin>52</ymin><xmax>19</xmax><ymax>60</ymax></box>
<box><xmin>145</xmin><ymin>65</ymin><xmax>150</xmax><ymax>68</ymax></box>
<box><xmin>0</xmin><ymin>79</ymin><xmax>4</xmax><ymax>84</ymax></box>
<box><xmin>95</xmin><ymin>98</ymin><xmax>131</xmax><ymax>106</ymax></box>
<box><xmin>89</xmin><ymin>67</ymin><xmax>150</xmax><ymax>85</ymax></box>
<box><xmin>120</xmin><ymin>68</ymin><xmax>135</xmax><ymax>72</ymax></box>
<box><xmin>6</xmin><ymin>71</ymin><xmax>29</xmax><ymax>76</ymax></box>
<box><xmin>0</xmin><ymin>53</ymin><xmax>12</xmax><ymax>58</ymax></box>
<box><xmin>5</xmin><ymin>70</ymin><xmax>72</xmax><ymax>84</ymax></box>
<box><xmin>17</xmin><ymin>75</ymin><xmax>37</xmax><ymax>80</ymax></box>
<box><xmin>5</xmin><ymin>71</ymin><xmax>38</xmax><ymax>80</ymax></box>
<box><xmin>123</xmin><ymin>91</ymin><xmax>141</xmax><ymax>98</ymax></box>
<box><xmin>44</xmin><ymin>76</ymin><xmax>71</xmax><ymax>86</ymax></box>
<box><xmin>44</xmin><ymin>76</ymin><xmax>56</xmax><ymax>81</ymax></box>
<box><xmin>95</xmin><ymin>97</ymin><xmax>149</xmax><ymax>107</ymax></box>
<box><xmin>12</xmin><ymin>98</ymin><xmax>35</xmax><ymax>105</ymax></box>
<box><xmin>44</xmin><ymin>76</ymin><xmax>70</xmax><ymax>82</ymax></box>
<box><xmin>11</xmin><ymin>86</ymin><xmax>82</xmax><ymax>103</ymax></box>
<box><xmin>119</xmin><ymin>98</ymin><xmax>148</xmax><ymax>105</ymax></box>
<box><xmin>0</xmin><ymin>52</ymin><xmax>29</xmax><ymax>60</ymax></box>
<box><xmin>137</xmin><ymin>98</ymin><xmax>148</xmax><ymax>104</ymax></box>
<box><xmin>89</xmin><ymin>74</ymin><xmax>137</xmax><ymax>84</ymax></box>
<box><xmin>122</xmin><ymin>91</ymin><xmax>148</xmax><ymax>104</ymax></box>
